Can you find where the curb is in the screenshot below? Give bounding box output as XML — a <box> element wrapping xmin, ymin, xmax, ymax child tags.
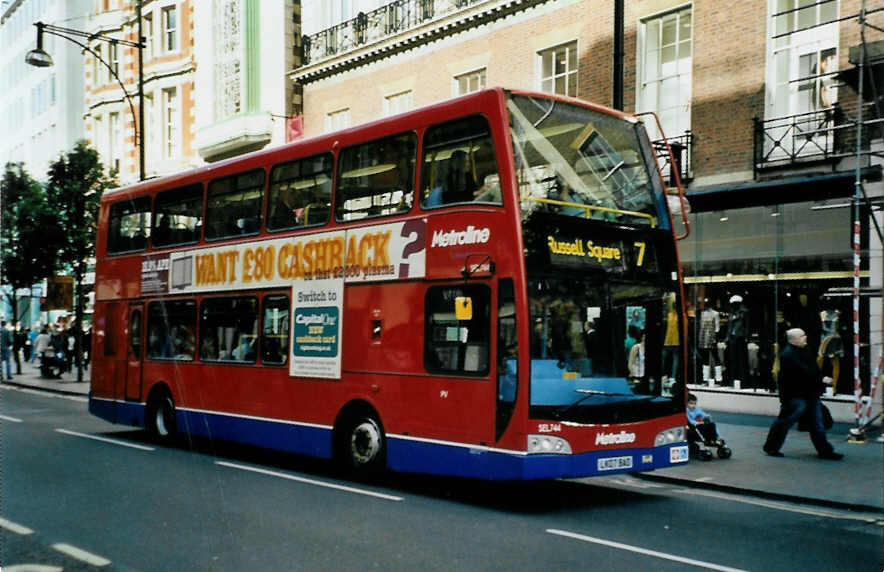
<box><xmin>635</xmin><ymin>472</ymin><xmax>884</xmax><ymax>515</ymax></box>
<box><xmin>2</xmin><ymin>379</ymin><xmax>89</xmax><ymax>398</ymax></box>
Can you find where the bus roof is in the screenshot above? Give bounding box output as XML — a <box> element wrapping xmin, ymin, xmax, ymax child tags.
<box><xmin>102</xmin><ymin>87</ymin><xmax>637</xmax><ymax>201</ymax></box>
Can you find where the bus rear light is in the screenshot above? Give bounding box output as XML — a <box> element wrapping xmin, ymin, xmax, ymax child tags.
<box><xmin>527</xmin><ymin>435</ymin><xmax>572</xmax><ymax>454</ymax></box>
<box><xmin>654</xmin><ymin>426</ymin><xmax>685</xmax><ymax>446</ymax></box>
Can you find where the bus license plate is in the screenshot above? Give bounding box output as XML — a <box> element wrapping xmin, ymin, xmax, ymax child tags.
<box><xmin>670</xmin><ymin>445</ymin><xmax>689</xmax><ymax>463</ymax></box>
<box><xmin>597</xmin><ymin>455</ymin><xmax>633</xmax><ymax>471</ymax></box>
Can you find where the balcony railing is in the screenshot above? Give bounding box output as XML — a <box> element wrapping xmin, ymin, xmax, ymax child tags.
<box><xmin>303</xmin><ymin>0</ymin><xmax>483</xmax><ymax>65</ymax></box>
<box><xmin>652</xmin><ymin>131</ymin><xmax>694</xmax><ymax>187</ymax></box>
<box><xmin>753</xmin><ymin>106</ymin><xmax>845</xmax><ymax>173</ymax></box>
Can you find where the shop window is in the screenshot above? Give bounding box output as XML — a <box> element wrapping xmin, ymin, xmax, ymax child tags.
<box><xmin>147</xmin><ymin>299</ymin><xmax>196</xmax><ymax>360</ymax></box>
<box><xmin>205</xmin><ymin>169</ymin><xmax>264</xmax><ymax>240</ymax></box>
<box><xmin>199</xmin><ymin>296</ymin><xmax>259</xmax><ymax>363</ymax></box>
<box><xmin>421</xmin><ymin>115</ymin><xmax>501</xmax><ymax>207</ymax></box>
<box><xmin>267</xmin><ymin>153</ymin><xmax>333</xmax><ymax>231</ymax></box>
<box><xmin>425</xmin><ymin>284</ymin><xmax>491</xmax><ymax>375</ymax></box>
<box><xmin>108</xmin><ymin>196</ymin><xmax>151</xmax><ymax>254</ymax></box>
<box><xmin>336</xmin><ymin>132</ymin><xmax>416</xmax><ymax>221</ymax></box>
<box><xmin>153</xmin><ymin>184</ymin><xmax>203</xmax><ymax>247</ymax></box>
<box><xmin>261</xmin><ymin>295</ymin><xmax>289</xmax><ymax>365</ymax></box>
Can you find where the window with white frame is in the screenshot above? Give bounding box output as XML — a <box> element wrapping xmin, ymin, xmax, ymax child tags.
<box><xmin>454</xmin><ymin>68</ymin><xmax>486</xmax><ymax>96</ymax></box>
<box><xmin>109</xmin><ymin>41</ymin><xmax>119</xmax><ymax>82</ymax></box>
<box><xmin>109</xmin><ymin>111</ymin><xmax>121</xmax><ymax>172</ymax></box>
<box><xmin>325</xmin><ymin>108</ymin><xmax>350</xmax><ymax>133</ymax></box>
<box><xmin>144</xmin><ymin>12</ymin><xmax>154</xmax><ymax>58</ymax></box>
<box><xmin>143</xmin><ymin>92</ymin><xmax>154</xmax><ymax>166</ymax></box>
<box><xmin>538</xmin><ymin>41</ymin><xmax>577</xmax><ymax>97</ymax></box>
<box><xmin>93</xmin><ymin>115</ymin><xmax>104</xmax><ymax>158</ymax></box>
<box><xmin>163</xmin><ymin>4</ymin><xmax>178</xmax><ymax>53</ymax></box>
<box><xmin>638</xmin><ymin>6</ymin><xmax>692</xmax><ymax>142</ymax></box>
<box><xmin>214</xmin><ymin>0</ymin><xmax>242</xmax><ymax>121</ymax></box>
<box><xmin>384</xmin><ymin>90</ymin><xmax>412</xmax><ymax>117</ymax></box>
<box><xmin>93</xmin><ymin>43</ymin><xmax>103</xmax><ymax>85</ymax></box>
<box><xmin>768</xmin><ymin>0</ymin><xmax>838</xmax><ymax>119</ymax></box>
<box><xmin>163</xmin><ymin>87</ymin><xmax>180</xmax><ymax>159</ymax></box>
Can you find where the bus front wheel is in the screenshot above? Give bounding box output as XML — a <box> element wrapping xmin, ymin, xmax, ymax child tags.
<box><xmin>339</xmin><ymin>413</ymin><xmax>386</xmax><ymax>474</ymax></box>
<box><xmin>146</xmin><ymin>391</ymin><xmax>177</xmax><ymax>442</ymax></box>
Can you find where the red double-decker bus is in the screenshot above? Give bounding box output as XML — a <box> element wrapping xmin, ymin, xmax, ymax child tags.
<box><xmin>90</xmin><ymin>88</ymin><xmax>690</xmax><ymax>479</ymax></box>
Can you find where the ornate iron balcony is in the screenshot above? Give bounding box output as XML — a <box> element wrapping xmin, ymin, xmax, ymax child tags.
<box><xmin>753</xmin><ymin>106</ymin><xmax>845</xmax><ymax>173</ymax></box>
<box><xmin>303</xmin><ymin>0</ymin><xmax>483</xmax><ymax>65</ymax></box>
<box><xmin>652</xmin><ymin>131</ymin><xmax>694</xmax><ymax>186</ymax></box>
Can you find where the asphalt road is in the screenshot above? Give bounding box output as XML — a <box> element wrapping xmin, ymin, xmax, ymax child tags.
<box><xmin>1</xmin><ymin>384</ymin><xmax>882</xmax><ymax>571</ymax></box>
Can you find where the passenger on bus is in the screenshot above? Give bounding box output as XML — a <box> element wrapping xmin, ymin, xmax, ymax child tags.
<box><xmin>443</xmin><ymin>150</ymin><xmax>478</xmax><ymax>203</ymax></box>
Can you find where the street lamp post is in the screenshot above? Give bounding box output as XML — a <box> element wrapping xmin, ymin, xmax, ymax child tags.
<box><xmin>26</xmin><ymin>6</ymin><xmax>146</xmax><ymax>181</ymax></box>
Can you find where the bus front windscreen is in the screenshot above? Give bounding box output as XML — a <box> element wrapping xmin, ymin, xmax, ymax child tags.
<box><xmin>507</xmin><ymin>93</ymin><xmax>662</xmax><ymax>226</ymax></box>
<box><xmin>523</xmin><ymin>215</ymin><xmax>684</xmax><ymax>424</ymax></box>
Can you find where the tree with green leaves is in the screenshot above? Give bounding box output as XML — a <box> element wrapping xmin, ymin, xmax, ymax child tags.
<box><xmin>0</xmin><ymin>162</ymin><xmax>62</xmax><ymax>327</ymax></box>
<box><xmin>45</xmin><ymin>140</ymin><xmax>116</xmax><ymax>382</ymax></box>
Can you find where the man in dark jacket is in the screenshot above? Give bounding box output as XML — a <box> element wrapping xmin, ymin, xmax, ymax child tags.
<box><xmin>763</xmin><ymin>328</ymin><xmax>842</xmax><ymax>459</ymax></box>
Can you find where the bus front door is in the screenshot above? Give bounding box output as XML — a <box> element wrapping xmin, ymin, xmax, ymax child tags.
<box><xmin>125</xmin><ymin>305</ymin><xmax>144</xmax><ymax>401</ymax></box>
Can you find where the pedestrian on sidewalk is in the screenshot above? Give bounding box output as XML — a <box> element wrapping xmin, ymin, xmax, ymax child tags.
<box><xmin>763</xmin><ymin>328</ymin><xmax>843</xmax><ymax>460</ymax></box>
<box><xmin>0</xmin><ymin>320</ymin><xmax>12</xmax><ymax>381</ymax></box>
<box><xmin>13</xmin><ymin>323</ymin><xmax>25</xmax><ymax>375</ymax></box>
<box><xmin>34</xmin><ymin>326</ymin><xmax>51</xmax><ymax>367</ymax></box>
<box><xmin>28</xmin><ymin>326</ymin><xmax>39</xmax><ymax>363</ymax></box>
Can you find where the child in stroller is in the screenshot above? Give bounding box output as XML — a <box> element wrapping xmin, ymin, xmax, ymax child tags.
<box><xmin>686</xmin><ymin>393</ymin><xmax>732</xmax><ymax>460</ymax></box>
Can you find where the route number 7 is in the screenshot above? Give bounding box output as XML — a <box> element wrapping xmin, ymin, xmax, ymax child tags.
<box><xmin>633</xmin><ymin>242</ymin><xmax>646</xmax><ymax>267</ymax></box>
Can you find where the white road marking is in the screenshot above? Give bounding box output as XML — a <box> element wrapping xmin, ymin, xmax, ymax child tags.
<box><xmin>695</xmin><ymin>476</ymin><xmax>715</xmax><ymax>482</ymax></box>
<box><xmin>5</xmin><ymin>565</ymin><xmax>64</xmax><ymax>572</ymax></box>
<box><xmin>546</xmin><ymin>529</ymin><xmax>748</xmax><ymax>572</ymax></box>
<box><xmin>54</xmin><ymin>429</ymin><xmax>155</xmax><ymax>451</ymax></box>
<box><xmin>1</xmin><ymin>384</ymin><xmax>88</xmax><ymax>403</ymax></box>
<box><xmin>51</xmin><ymin>543</ymin><xmax>111</xmax><ymax>567</ymax></box>
<box><xmin>605</xmin><ymin>477</ymin><xmax>663</xmax><ymax>489</ymax></box>
<box><xmin>671</xmin><ymin>488</ymin><xmax>884</xmax><ymax>523</ymax></box>
<box><xmin>216</xmin><ymin>461</ymin><xmax>404</xmax><ymax>502</ymax></box>
<box><xmin>0</xmin><ymin>414</ymin><xmax>23</xmax><ymax>423</ymax></box>
<box><xmin>0</xmin><ymin>516</ymin><xmax>34</xmax><ymax>535</ymax></box>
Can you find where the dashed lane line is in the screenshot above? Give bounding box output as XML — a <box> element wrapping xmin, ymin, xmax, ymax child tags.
<box><xmin>0</xmin><ymin>414</ymin><xmax>23</xmax><ymax>423</ymax></box>
<box><xmin>546</xmin><ymin>528</ymin><xmax>749</xmax><ymax>572</ymax></box>
<box><xmin>216</xmin><ymin>461</ymin><xmax>404</xmax><ymax>501</ymax></box>
<box><xmin>51</xmin><ymin>543</ymin><xmax>111</xmax><ymax>567</ymax></box>
<box><xmin>0</xmin><ymin>516</ymin><xmax>35</xmax><ymax>535</ymax></box>
<box><xmin>54</xmin><ymin>428</ymin><xmax>156</xmax><ymax>451</ymax></box>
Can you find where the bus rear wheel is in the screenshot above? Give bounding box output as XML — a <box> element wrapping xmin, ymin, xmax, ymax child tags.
<box><xmin>146</xmin><ymin>391</ymin><xmax>177</xmax><ymax>443</ymax></box>
<box><xmin>340</xmin><ymin>413</ymin><xmax>386</xmax><ymax>474</ymax></box>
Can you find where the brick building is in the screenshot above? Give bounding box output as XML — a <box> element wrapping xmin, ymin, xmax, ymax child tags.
<box><xmin>84</xmin><ymin>0</ymin><xmax>198</xmax><ymax>182</ymax></box>
<box><xmin>292</xmin><ymin>0</ymin><xmax>883</xmax><ymax>398</ymax></box>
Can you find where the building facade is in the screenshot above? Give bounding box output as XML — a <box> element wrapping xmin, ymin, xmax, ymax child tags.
<box><xmin>0</xmin><ymin>0</ymin><xmax>92</xmax><ymax>179</ymax></box>
<box><xmin>293</xmin><ymin>0</ymin><xmax>883</xmax><ymax>402</ymax></box>
<box><xmin>83</xmin><ymin>0</ymin><xmax>199</xmax><ymax>182</ymax></box>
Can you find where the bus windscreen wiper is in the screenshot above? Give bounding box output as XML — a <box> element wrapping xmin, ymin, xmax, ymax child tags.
<box><xmin>552</xmin><ymin>389</ymin><xmax>652</xmax><ymax>419</ymax></box>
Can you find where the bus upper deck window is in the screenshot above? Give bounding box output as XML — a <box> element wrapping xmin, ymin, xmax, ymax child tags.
<box><xmin>152</xmin><ymin>184</ymin><xmax>203</xmax><ymax>248</ymax></box>
<box><xmin>206</xmin><ymin>169</ymin><xmax>264</xmax><ymax>240</ymax></box>
<box><xmin>108</xmin><ymin>196</ymin><xmax>151</xmax><ymax>254</ymax></box>
<box><xmin>335</xmin><ymin>133</ymin><xmax>416</xmax><ymax>222</ymax></box>
<box><xmin>421</xmin><ymin>115</ymin><xmax>501</xmax><ymax>208</ymax></box>
<box><xmin>268</xmin><ymin>153</ymin><xmax>333</xmax><ymax>232</ymax></box>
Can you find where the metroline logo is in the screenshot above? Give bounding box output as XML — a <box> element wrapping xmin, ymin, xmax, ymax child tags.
<box><xmin>430</xmin><ymin>225</ymin><xmax>491</xmax><ymax>248</ymax></box>
<box><xmin>595</xmin><ymin>431</ymin><xmax>637</xmax><ymax>446</ymax></box>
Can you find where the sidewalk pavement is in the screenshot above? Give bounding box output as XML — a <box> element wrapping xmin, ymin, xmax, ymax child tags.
<box><xmin>3</xmin><ymin>362</ymin><xmax>882</xmax><ymax>513</ymax></box>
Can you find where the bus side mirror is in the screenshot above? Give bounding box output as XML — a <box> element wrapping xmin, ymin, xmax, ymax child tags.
<box><xmin>455</xmin><ymin>296</ymin><xmax>473</xmax><ymax>321</ymax></box>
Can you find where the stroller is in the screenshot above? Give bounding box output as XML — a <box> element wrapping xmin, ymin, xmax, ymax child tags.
<box><xmin>687</xmin><ymin>421</ymin><xmax>732</xmax><ymax>460</ymax></box>
<box><xmin>39</xmin><ymin>348</ymin><xmax>65</xmax><ymax>379</ymax></box>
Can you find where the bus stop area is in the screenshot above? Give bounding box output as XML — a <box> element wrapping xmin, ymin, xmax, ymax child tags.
<box><xmin>3</xmin><ymin>363</ymin><xmax>882</xmax><ymax>514</ymax></box>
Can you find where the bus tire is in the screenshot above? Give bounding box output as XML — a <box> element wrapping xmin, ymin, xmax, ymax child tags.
<box><xmin>338</xmin><ymin>410</ymin><xmax>386</xmax><ymax>474</ymax></box>
<box><xmin>146</xmin><ymin>390</ymin><xmax>177</xmax><ymax>443</ymax></box>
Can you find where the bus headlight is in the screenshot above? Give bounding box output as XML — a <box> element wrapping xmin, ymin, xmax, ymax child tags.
<box><xmin>527</xmin><ymin>435</ymin><xmax>572</xmax><ymax>454</ymax></box>
<box><xmin>654</xmin><ymin>426</ymin><xmax>685</xmax><ymax>446</ymax></box>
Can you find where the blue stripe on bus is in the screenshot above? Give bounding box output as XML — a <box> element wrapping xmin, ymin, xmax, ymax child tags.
<box><xmin>88</xmin><ymin>397</ymin><xmax>685</xmax><ymax>479</ymax></box>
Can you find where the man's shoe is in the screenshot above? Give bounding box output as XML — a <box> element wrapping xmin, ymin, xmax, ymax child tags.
<box><xmin>764</xmin><ymin>448</ymin><xmax>784</xmax><ymax>457</ymax></box>
<box><xmin>818</xmin><ymin>451</ymin><xmax>843</xmax><ymax>460</ymax></box>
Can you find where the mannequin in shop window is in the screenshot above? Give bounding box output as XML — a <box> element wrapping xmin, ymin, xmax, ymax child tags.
<box><xmin>699</xmin><ymin>302</ymin><xmax>721</xmax><ymax>385</ymax></box>
<box><xmin>662</xmin><ymin>293</ymin><xmax>679</xmax><ymax>390</ymax></box>
<box><xmin>817</xmin><ymin>308</ymin><xmax>843</xmax><ymax>393</ymax></box>
<box><xmin>726</xmin><ymin>295</ymin><xmax>750</xmax><ymax>388</ymax></box>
